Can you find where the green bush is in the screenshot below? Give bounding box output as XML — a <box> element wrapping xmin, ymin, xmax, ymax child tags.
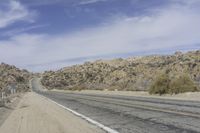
<box><xmin>149</xmin><ymin>73</ymin><xmax>199</xmax><ymax>95</ymax></box>
<box><xmin>149</xmin><ymin>73</ymin><xmax>170</xmax><ymax>95</ymax></box>
<box><xmin>169</xmin><ymin>74</ymin><xmax>198</xmax><ymax>94</ymax></box>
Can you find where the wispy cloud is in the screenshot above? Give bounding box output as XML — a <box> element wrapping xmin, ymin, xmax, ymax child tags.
<box><xmin>0</xmin><ymin>1</ymin><xmax>37</xmax><ymax>29</ymax></box>
<box><xmin>1</xmin><ymin>24</ymin><xmax>48</xmax><ymax>37</ymax></box>
<box><xmin>18</xmin><ymin>0</ymin><xmax>67</xmax><ymax>6</ymax></box>
<box><xmin>0</xmin><ymin>0</ymin><xmax>200</xmax><ymax>72</ymax></box>
<box><xmin>78</xmin><ymin>0</ymin><xmax>108</xmax><ymax>5</ymax></box>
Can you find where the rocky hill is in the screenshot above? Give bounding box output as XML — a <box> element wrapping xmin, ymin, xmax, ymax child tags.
<box><xmin>41</xmin><ymin>50</ymin><xmax>200</xmax><ymax>91</ymax></box>
<box><xmin>0</xmin><ymin>63</ymin><xmax>31</xmax><ymax>94</ymax></box>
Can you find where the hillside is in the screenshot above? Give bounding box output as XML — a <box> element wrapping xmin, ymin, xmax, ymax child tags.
<box><xmin>0</xmin><ymin>63</ymin><xmax>31</xmax><ymax>94</ymax></box>
<box><xmin>41</xmin><ymin>50</ymin><xmax>200</xmax><ymax>92</ymax></box>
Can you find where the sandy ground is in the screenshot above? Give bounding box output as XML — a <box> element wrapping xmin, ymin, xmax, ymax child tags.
<box><xmin>0</xmin><ymin>94</ymin><xmax>22</xmax><ymax>126</ymax></box>
<box><xmin>0</xmin><ymin>92</ymin><xmax>104</xmax><ymax>133</ymax></box>
<box><xmin>52</xmin><ymin>89</ymin><xmax>200</xmax><ymax>101</ymax></box>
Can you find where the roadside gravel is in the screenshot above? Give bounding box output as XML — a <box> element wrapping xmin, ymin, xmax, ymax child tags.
<box><xmin>0</xmin><ymin>94</ymin><xmax>22</xmax><ymax>126</ymax></box>
<box><xmin>0</xmin><ymin>92</ymin><xmax>104</xmax><ymax>133</ymax></box>
<box><xmin>52</xmin><ymin>89</ymin><xmax>200</xmax><ymax>101</ymax></box>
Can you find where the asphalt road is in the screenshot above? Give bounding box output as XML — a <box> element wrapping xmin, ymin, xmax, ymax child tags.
<box><xmin>31</xmin><ymin>78</ymin><xmax>200</xmax><ymax>133</ymax></box>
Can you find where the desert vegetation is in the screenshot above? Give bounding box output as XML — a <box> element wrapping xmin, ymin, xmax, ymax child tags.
<box><xmin>0</xmin><ymin>63</ymin><xmax>31</xmax><ymax>95</ymax></box>
<box><xmin>41</xmin><ymin>50</ymin><xmax>200</xmax><ymax>94</ymax></box>
<box><xmin>169</xmin><ymin>74</ymin><xmax>198</xmax><ymax>94</ymax></box>
<box><xmin>149</xmin><ymin>72</ymin><xmax>199</xmax><ymax>95</ymax></box>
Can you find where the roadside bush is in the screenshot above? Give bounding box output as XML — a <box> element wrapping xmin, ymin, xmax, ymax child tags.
<box><xmin>169</xmin><ymin>74</ymin><xmax>198</xmax><ymax>94</ymax></box>
<box><xmin>16</xmin><ymin>76</ymin><xmax>25</xmax><ymax>83</ymax></box>
<box><xmin>69</xmin><ymin>85</ymin><xmax>87</xmax><ymax>91</ymax></box>
<box><xmin>149</xmin><ymin>73</ymin><xmax>199</xmax><ymax>95</ymax></box>
<box><xmin>149</xmin><ymin>73</ymin><xmax>170</xmax><ymax>95</ymax></box>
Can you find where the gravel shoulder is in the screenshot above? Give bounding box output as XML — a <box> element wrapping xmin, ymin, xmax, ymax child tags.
<box><xmin>32</xmin><ymin>78</ymin><xmax>200</xmax><ymax>133</ymax></box>
<box><xmin>52</xmin><ymin>89</ymin><xmax>200</xmax><ymax>101</ymax></box>
<box><xmin>0</xmin><ymin>92</ymin><xmax>104</xmax><ymax>133</ymax></box>
<box><xmin>0</xmin><ymin>94</ymin><xmax>22</xmax><ymax>126</ymax></box>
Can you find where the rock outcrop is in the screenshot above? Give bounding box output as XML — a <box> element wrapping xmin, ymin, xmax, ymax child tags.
<box><xmin>41</xmin><ymin>50</ymin><xmax>200</xmax><ymax>91</ymax></box>
<box><xmin>0</xmin><ymin>63</ymin><xmax>31</xmax><ymax>94</ymax></box>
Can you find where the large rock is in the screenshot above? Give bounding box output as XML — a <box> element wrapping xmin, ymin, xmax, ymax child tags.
<box><xmin>0</xmin><ymin>63</ymin><xmax>31</xmax><ymax>94</ymax></box>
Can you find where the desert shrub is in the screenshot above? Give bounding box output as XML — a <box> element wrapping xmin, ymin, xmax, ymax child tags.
<box><xmin>16</xmin><ymin>76</ymin><xmax>25</xmax><ymax>83</ymax></box>
<box><xmin>169</xmin><ymin>74</ymin><xmax>198</xmax><ymax>94</ymax></box>
<box><xmin>106</xmin><ymin>85</ymin><xmax>121</xmax><ymax>91</ymax></box>
<box><xmin>149</xmin><ymin>73</ymin><xmax>170</xmax><ymax>95</ymax></box>
<box><xmin>149</xmin><ymin>73</ymin><xmax>199</xmax><ymax>95</ymax></box>
<box><xmin>69</xmin><ymin>85</ymin><xmax>87</xmax><ymax>91</ymax></box>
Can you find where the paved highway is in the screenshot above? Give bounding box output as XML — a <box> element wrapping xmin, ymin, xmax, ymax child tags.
<box><xmin>31</xmin><ymin>78</ymin><xmax>200</xmax><ymax>133</ymax></box>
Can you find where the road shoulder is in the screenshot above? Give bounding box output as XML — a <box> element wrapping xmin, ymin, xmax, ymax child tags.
<box><xmin>0</xmin><ymin>94</ymin><xmax>22</xmax><ymax>126</ymax></box>
<box><xmin>51</xmin><ymin>89</ymin><xmax>200</xmax><ymax>101</ymax></box>
<box><xmin>0</xmin><ymin>92</ymin><xmax>104</xmax><ymax>133</ymax></box>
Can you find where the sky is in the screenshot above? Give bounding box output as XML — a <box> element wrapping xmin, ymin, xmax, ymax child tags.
<box><xmin>0</xmin><ymin>0</ymin><xmax>199</xmax><ymax>72</ymax></box>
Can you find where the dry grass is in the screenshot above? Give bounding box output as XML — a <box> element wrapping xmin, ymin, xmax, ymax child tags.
<box><xmin>149</xmin><ymin>73</ymin><xmax>199</xmax><ymax>95</ymax></box>
<box><xmin>169</xmin><ymin>74</ymin><xmax>199</xmax><ymax>94</ymax></box>
<box><xmin>149</xmin><ymin>73</ymin><xmax>170</xmax><ymax>95</ymax></box>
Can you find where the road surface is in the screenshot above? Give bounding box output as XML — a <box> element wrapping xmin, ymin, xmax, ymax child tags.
<box><xmin>32</xmin><ymin>78</ymin><xmax>200</xmax><ymax>133</ymax></box>
<box><xmin>0</xmin><ymin>89</ymin><xmax>104</xmax><ymax>133</ymax></box>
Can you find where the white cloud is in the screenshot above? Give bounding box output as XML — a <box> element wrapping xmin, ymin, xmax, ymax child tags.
<box><xmin>78</xmin><ymin>0</ymin><xmax>108</xmax><ymax>5</ymax></box>
<box><xmin>0</xmin><ymin>1</ymin><xmax>200</xmax><ymax>72</ymax></box>
<box><xmin>0</xmin><ymin>1</ymin><xmax>37</xmax><ymax>28</ymax></box>
<box><xmin>1</xmin><ymin>24</ymin><xmax>48</xmax><ymax>37</ymax></box>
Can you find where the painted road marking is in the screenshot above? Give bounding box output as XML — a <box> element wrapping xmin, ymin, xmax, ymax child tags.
<box><xmin>37</xmin><ymin>93</ymin><xmax>119</xmax><ymax>133</ymax></box>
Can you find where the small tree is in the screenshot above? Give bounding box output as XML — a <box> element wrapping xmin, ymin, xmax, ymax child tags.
<box><xmin>169</xmin><ymin>74</ymin><xmax>198</xmax><ymax>94</ymax></box>
<box><xmin>149</xmin><ymin>73</ymin><xmax>199</xmax><ymax>95</ymax></box>
<box><xmin>149</xmin><ymin>73</ymin><xmax>170</xmax><ymax>95</ymax></box>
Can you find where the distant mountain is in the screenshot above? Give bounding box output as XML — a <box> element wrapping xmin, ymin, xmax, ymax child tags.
<box><xmin>41</xmin><ymin>50</ymin><xmax>200</xmax><ymax>91</ymax></box>
<box><xmin>0</xmin><ymin>63</ymin><xmax>31</xmax><ymax>94</ymax></box>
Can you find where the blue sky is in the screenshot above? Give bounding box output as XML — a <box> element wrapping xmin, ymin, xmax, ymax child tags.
<box><xmin>0</xmin><ymin>0</ymin><xmax>199</xmax><ymax>72</ymax></box>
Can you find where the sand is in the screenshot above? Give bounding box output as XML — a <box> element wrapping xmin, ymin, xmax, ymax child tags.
<box><xmin>0</xmin><ymin>92</ymin><xmax>104</xmax><ymax>133</ymax></box>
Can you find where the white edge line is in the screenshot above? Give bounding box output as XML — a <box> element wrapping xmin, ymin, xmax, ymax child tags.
<box><xmin>36</xmin><ymin>93</ymin><xmax>119</xmax><ymax>133</ymax></box>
